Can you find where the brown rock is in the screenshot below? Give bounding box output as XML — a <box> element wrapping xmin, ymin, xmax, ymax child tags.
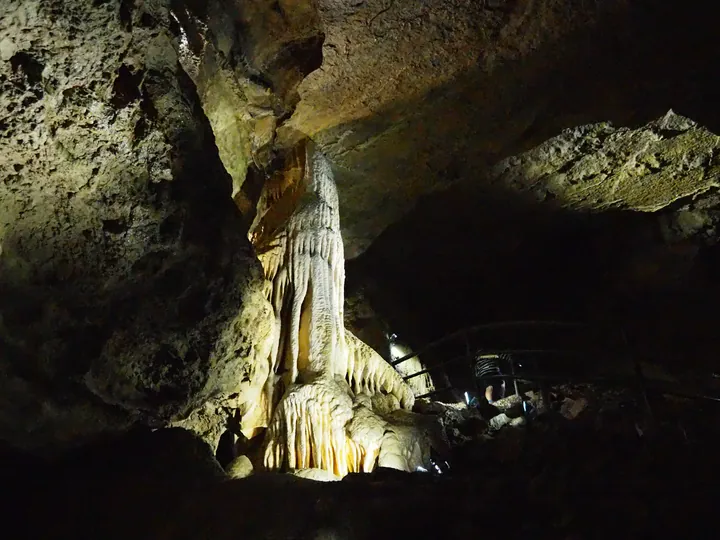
<box><xmin>560</xmin><ymin>397</ymin><xmax>589</xmax><ymax>420</ymax></box>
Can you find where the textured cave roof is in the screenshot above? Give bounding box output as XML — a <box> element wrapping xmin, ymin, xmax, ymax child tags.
<box><xmin>279</xmin><ymin>0</ymin><xmax>720</xmax><ymax>257</ymax></box>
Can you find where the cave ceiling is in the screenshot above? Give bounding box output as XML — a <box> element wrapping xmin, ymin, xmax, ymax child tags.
<box><xmin>280</xmin><ymin>0</ymin><xmax>720</xmax><ymax>257</ymax></box>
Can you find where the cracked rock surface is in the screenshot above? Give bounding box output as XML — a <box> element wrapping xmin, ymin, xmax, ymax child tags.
<box><xmin>2</xmin><ymin>0</ymin><xmax>720</xmax><ymax>466</ymax></box>
<box><xmin>352</xmin><ymin>112</ymin><xmax>720</xmax><ymax>376</ymax></box>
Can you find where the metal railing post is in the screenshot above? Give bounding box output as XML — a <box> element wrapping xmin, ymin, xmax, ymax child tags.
<box><xmin>510</xmin><ymin>355</ymin><xmax>520</xmax><ymax>397</ymax></box>
<box><xmin>465</xmin><ymin>330</ymin><xmax>481</xmax><ymax>400</ymax></box>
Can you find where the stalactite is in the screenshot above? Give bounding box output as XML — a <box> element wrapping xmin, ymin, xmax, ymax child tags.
<box><xmin>343</xmin><ymin>332</ymin><xmax>414</xmax><ymax>409</ymax></box>
<box><xmin>244</xmin><ymin>140</ymin><xmax>423</xmax><ymax>475</ymax></box>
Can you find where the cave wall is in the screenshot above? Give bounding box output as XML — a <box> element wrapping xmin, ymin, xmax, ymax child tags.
<box><xmin>0</xmin><ymin>0</ymin><xmax>273</xmax><ymax>453</ymax></box>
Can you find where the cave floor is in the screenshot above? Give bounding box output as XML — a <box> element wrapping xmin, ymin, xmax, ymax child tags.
<box><xmin>3</xmin><ymin>385</ymin><xmax>717</xmax><ymax>540</ymax></box>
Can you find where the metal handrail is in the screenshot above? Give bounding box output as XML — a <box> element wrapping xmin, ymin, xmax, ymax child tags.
<box><xmin>394</xmin><ymin>321</ymin><xmax>720</xmax><ymax>408</ymax></box>
<box><xmin>414</xmin><ymin>372</ymin><xmax>720</xmax><ymax>403</ymax></box>
<box><xmin>402</xmin><ymin>349</ymin><xmax>587</xmax><ymax>381</ymax></box>
<box><xmin>391</xmin><ymin>320</ymin><xmax>589</xmax><ymax>367</ymax></box>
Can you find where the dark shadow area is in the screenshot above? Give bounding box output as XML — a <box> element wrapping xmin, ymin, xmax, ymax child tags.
<box><xmin>343</xmin><ymin>0</ymin><xmax>720</xmax><ymax>379</ymax></box>
<box><xmin>510</xmin><ymin>0</ymin><xmax>720</xmax><ymax>152</ymax></box>
<box><xmin>349</xmin><ymin>176</ymin><xmax>720</xmax><ymax>378</ymax></box>
<box><xmin>3</xmin><ymin>392</ymin><xmax>720</xmax><ymax>539</ymax></box>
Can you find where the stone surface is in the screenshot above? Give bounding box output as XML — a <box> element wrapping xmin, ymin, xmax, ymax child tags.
<box><xmin>291</xmin><ymin>467</ymin><xmax>340</xmax><ymax>482</ymax></box>
<box><xmin>281</xmin><ymin>0</ymin><xmax>720</xmax><ymax>257</ymax></box>
<box><xmin>226</xmin><ymin>454</ymin><xmax>254</xmax><ymax>479</ymax></box>
<box><xmin>245</xmin><ymin>141</ymin><xmax>419</xmax><ymax>476</ymax></box>
<box><xmin>286</xmin><ymin>0</ymin><xmax>612</xmax><ymax>256</ymax></box>
<box><xmin>172</xmin><ymin>0</ymin><xmax>324</xmax><ymax>210</ymax></box>
<box><xmin>1</xmin><ymin>0</ymin><xmax>719</xmax><ymax>468</ymax></box>
<box><xmin>0</xmin><ymin>0</ymin><xmax>273</xmax><ymax>453</ymax></box>
<box><xmin>344</xmin><ymin>285</ymin><xmax>437</xmax><ymax>397</ymax></box>
<box><xmin>560</xmin><ymin>397</ymin><xmax>589</xmax><ymax>421</ymax></box>
<box><xmin>169</xmin><ymin>401</ymin><xmax>231</xmax><ymax>453</ymax></box>
<box><xmin>344</xmin><ymin>284</ymin><xmax>392</xmax><ymax>356</ymax></box>
<box><xmin>13</xmin><ymin>383</ymin><xmax>720</xmax><ymax>539</ymax></box>
<box><xmin>492</xmin><ymin>110</ymin><xmax>720</xmax><ymax>212</ymax></box>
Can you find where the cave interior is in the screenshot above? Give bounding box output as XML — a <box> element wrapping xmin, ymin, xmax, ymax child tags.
<box><xmin>1</xmin><ymin>0</ymin><xmax>720</xmax><ymax>538</ymax></box>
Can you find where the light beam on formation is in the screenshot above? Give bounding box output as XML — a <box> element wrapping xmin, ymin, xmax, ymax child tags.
<box><xmin>244</xmin><ymin>140</ymin><xmax>428</xmax><ymax>476</ymax></box>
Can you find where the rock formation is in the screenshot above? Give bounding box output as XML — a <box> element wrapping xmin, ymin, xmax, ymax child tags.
<box><xmin>3</xmin><ymin>0</ymin><xmax>720</xmax><ymax>537</ymax></box>
<box><xmin>491</xmin><ymin>110</ymin><xmax>720</xmax><ymax>213</ymax></box>
<box><xmin>281</xmin><ymin>1</ymin><xmax>719</xmax><ymax>257</ymax></box>
<box><xmin>344</xmin><ymin>283</ymin><xmax>436</xmax><ymax>398</ymax></box>
<box><xmin>167</xmin><ymin>0</ymin><xmax>324</xmax><ymax>214</ymax></box>
<box><xmin>0</xmin><ymin>0</ymin><xmax>273</xmax><ymax>454</ymax></box>
<box><xmin>245</xmin><ymin>140</ymin><xmax>424</xmax><ymax>476</ymax></box>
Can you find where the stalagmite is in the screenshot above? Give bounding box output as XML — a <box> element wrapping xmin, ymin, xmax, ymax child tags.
<box><xmin>244</xmin><ymin>140</ymin><xmax>423</xmax><ymax>476</ymax></box>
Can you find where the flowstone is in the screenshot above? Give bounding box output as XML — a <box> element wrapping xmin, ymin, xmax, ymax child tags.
<box><xmin>244</xmin><ymin>141</ymin><xmax>426</xmax><ymax>476</ymax></box>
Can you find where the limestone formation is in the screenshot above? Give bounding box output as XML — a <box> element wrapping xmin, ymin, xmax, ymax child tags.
<box><xmin>290</xmin><ymin>467</ymin><xmax>341</xmax><ymax>482</ymax></box>
<box><xmin>356</xmin><ymin>111</ymin><xmax>720</xmax><ymax>385</ymax></box>
<box><xmin>492</xmin><ymin>110</ymin><xmax>720</xmax><ymax>213</ymax></box>
<box><xmin>226</xmin><ymin>454</ymin><xmax>254</xmax><ymax>479</ymax></box>
<box><xmin>245</xmin><ymin>141</ymin><xmax>424</xmax><ymax>476</ymax></box>
<box><xmin>280</xmin><ymin>0</ymin><xmax>643</xmax><ymax>257</ymax></box>
<box><xmin>0</xmin><ymin>0</ymin><xmax>273</xmax><ymax>453</ymax></box>
<box><xmin>2</xmin><ymin>0</ymin><xmax>717</xmax><ymax>469</ymax></box>
<box><xmin>168</xmin><ymin>0</ymin><xmax>323</xmax><ymax>213</ymax></box>
<box><xmin>264</xmin><ymin>2</ymin><xmax>716</xmax><ymax>259</ymax></box>
<box><xmin>343</xmin><ymin>288</ymin><xmax>436</xmax><ymax>398</ymax></box>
